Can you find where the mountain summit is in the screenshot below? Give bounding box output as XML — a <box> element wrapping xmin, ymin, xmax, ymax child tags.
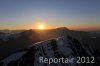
<box><xmin>0</xmin><ymin>36</ymin><xmax>99</xmax><ymax>66</ymax></box>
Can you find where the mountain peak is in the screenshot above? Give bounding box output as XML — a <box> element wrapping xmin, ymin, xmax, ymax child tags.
<box><xmin>56</xmin><ymin>27</ymin><xmax>69</xmax><ymax>30</ymax></box>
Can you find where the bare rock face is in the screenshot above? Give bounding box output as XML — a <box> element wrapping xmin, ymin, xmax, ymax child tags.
<box><xmin>0</xmin><ymin>36</ymin><xmax>100</xmax><ymax>66</ymax></box>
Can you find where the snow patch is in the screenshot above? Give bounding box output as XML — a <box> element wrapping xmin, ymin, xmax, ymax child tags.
<box><xmin>1</xmin><ymin>51</ymin><xmax>27</xmax><ymax>66</ymax></box>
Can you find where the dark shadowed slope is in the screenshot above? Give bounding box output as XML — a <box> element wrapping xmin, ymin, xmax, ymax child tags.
<box><xmin>82</xmin><ymin>37</ymin><xmax>100</xmax><ymax>50</ymax></box>
<box><xmin>0</xmin><ymin>36</ymin><xmax>100</xmax><ymax>66</ymax></box>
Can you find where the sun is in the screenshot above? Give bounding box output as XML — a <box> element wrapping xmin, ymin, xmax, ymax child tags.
<box><xmin>38</xmin><ymin>24</ymin><xmax>45</xmax><ymax>30</ymax></box>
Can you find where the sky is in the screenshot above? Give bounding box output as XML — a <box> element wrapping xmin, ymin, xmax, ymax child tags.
<box><xmin>0</xmin><ymin>0</ymin><xmax>100</xmax><ymax>31</ymax></box>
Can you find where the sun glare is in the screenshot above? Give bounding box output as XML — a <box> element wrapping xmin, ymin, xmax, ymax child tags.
<box><xmin>38</xmin><ymin>24</ymin><xmax>45</xmax><ymax>30</ymax></box>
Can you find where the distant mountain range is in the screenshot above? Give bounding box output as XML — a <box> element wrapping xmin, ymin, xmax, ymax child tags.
<box><xmin>0</xmin><ymin>27</ymin><xmax>100</xmax><ymax>58</ymax></box>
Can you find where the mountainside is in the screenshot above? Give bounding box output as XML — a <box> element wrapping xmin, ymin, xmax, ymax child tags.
<box><xmin>82</xmin><ymin>37</ymin><xmax>100</xmax><ymax>50</ymax></box>
<box><xmin>0</xmin><ymin>27</ymin><xmax>100</xmax><ymax>57</ymax></box>
<box><xmin>0</xmin><ymin>36</ymin><xmax>100</xmax><ymax>66</ymax></box>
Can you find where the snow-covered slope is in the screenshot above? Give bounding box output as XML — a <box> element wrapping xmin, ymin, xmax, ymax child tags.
<box><xmin>0</xmin><ymin>36</ymin><xmax>100</xmax><ymax>66</ymax></box>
